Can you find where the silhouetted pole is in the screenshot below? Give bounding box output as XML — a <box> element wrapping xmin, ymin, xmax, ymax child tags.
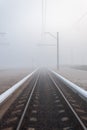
<box><xmin>45</xmin><ymin>32</ymin><xmax>59</xmax><ymax>70</ymax></box>
<box><xmin>41</xmin><ymin>0</ymin><xmax>59</xmax><ymax>69</ymax></box>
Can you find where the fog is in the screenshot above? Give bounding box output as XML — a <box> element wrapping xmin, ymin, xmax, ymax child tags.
<box><xmin>0</xmin><ymin>0</ymin><xmax>87</xmax><ymax>68</ymax></box>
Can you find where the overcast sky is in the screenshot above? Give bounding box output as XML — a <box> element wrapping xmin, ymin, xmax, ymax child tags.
<box><xmin>0</xmin><ymin>0</ymin><xmax>87</xmax><ymax>68</ymax></box>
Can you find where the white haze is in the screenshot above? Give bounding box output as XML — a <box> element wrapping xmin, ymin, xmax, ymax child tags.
<box><xmin>0</xmin><ymin>0</ymin><xmax>87</xmax><ymax>68</ymax></box>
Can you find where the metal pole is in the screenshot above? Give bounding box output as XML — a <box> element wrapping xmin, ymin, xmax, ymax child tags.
<box><xmin>57</xmin><ymin>32</ymin><xmax>59</xmax><ymax>69</ymax></box>
<box><xmin>44</xmin><ymin>32</ymin><xmax>59</xmax><ymax>69</ymax></box>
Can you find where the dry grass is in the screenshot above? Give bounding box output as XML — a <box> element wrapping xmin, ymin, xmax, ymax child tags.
<box><xmin>0</xmin><ymin>68</ymin><xmax>33</xmax><ymax>94</ymax></box>
<box><xmin>55</xmin><ymin>66</ymin><xmax>87</xmax><ymax>91</ymax></box>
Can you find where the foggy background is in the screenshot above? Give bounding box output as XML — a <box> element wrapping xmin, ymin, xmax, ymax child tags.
<box><xmin>0</xmin><ymin>0</ymin><xmax>87</xmax><ymax>68</ymax></box>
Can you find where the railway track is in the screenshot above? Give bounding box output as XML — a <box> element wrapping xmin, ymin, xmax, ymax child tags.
<box><xmin>0</xmin><ymin>69</ymin><xmax>87</xmax><ymax>130</ymax></box>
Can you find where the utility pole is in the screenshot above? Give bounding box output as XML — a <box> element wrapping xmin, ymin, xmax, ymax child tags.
<box><xmin>45</xmin><ymin>32</ymin><xmax>59</xmax><ymax>69</ymax></box>
<box><xmin>41</xmin><ymin>0</ymin><xmax>59</xmax><ymax>69</ymax></box>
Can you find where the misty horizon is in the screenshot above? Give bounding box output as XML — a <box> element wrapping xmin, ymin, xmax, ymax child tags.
<box><xmin>0</xmin><ymin>0</ymin><xmax>87</xmax><ymax>68</ymax></box>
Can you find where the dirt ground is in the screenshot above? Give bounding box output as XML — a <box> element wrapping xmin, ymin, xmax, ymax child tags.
<box><xmin>56</xmin><ymin>66</ymin><xmax>87</xmax><ymax>91</ymax></box>
<box><xmin>0</xmin><ymin>68</ymin><xmax>33</xmax><ymax>94</ymax></box>
<box><xmin>0</xmin><ymin>67</ymin><xmax>87</xmax><ymax>119</ymax></box>
<box><xmin>0</xmin><ymin>67</ymin><xmax>87</xmax><ymax>94</ymax></box>
<box><xmin>0</xmin><ymin>74</ymin><xmax>33</xmax><ymax>119</ymax></box>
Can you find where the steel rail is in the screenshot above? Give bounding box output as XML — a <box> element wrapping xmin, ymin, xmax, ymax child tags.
<box><xmin>49</xmin><ymin>73</ymin><xmax>87</xmax><ymax>130</ymax></box>
<box><xmin>16</xmin><ymin>74</ymin><xmax>39</xmax><ymax>130</ymax></box>
<box><xmin>0</xmin><ymin>69</ymin><xmax>38</xmax><ymax>105</ymax></box>
<box><xmin>50</xmin><ymin>70</ymin><xmax>87</xmax><ymax>101</ymax></box>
